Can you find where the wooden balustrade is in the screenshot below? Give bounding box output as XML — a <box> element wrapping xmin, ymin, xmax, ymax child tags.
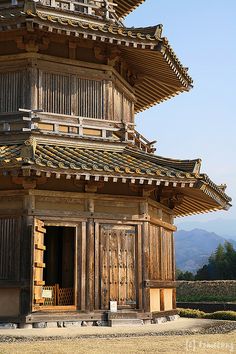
<box><xmin>0</xmin><ymin>110</ymin><xmax>156</xmax><ymax>153</ymax></box>
<box><xmin>39</xmin><ymin>0</ymin><xmax>118</xmax><ymax>21</ymax></box>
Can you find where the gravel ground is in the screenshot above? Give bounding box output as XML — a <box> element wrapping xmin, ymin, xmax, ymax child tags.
<box><xmin>0</xmin><ymin>319</ymin><xmax>236</xmax><ymax>353</ymax></box>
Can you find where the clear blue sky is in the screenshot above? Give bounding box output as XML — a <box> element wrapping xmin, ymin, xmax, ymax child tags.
<box><xmin>125</xmin><ymin>0</ymin><xmax>236</xmax><ymax>223</ymax></box>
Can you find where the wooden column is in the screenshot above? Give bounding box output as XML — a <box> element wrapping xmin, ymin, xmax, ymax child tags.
<box><xmin>86</xmin><ymin>198</ymin><xmax>95</xmax><ymax>311</ymax></box>
<box><xmin>136</xmin><ymin>224</ymin><xmax>143</xmax><ymax>310</ymax></box>
<box><xmin>140</xmin><ymin>200</ymin><xmax>150</xmax><ymax>312</ymax></box>
<box><xmin>86</xmin><ymin>219</ymin><xmax>95</xmax><ymax>311</ymax></box>
<box><xmin>172</xmin><ymin>225</ymin><xmax>177</xmax><ymax>310</ymax></box>
<box><xmin>79</xmin><ymin>221</ymin><xmax>86</xmax><ymax>311</ymax></box>
<box><xmin>172</xmin><ymin>288</ymin><xmax>177</xmax><ymax>310</ymax></box>
<box><xmin>142</xmin><ymin>221</ymin><xmax>150</xmax><ymax>312</ymax></box>
<box><xmin>105</xmin><ymin>79</ymin><xmax>113</xmax><ymax>120</ymax></box>
<box><xmin>28</xmin><ymin>61</ymin><xmax>38</xmax><ymax>110</ymax></box>
<box><xmin>94</xmin><ymin>222</ymin><xmax>100</xmax><ymax>310</ymax></box>
<box><xmin>20</xmin><ymin>216</ymin><xmax>33</xmax><ymax>316</ymax></box>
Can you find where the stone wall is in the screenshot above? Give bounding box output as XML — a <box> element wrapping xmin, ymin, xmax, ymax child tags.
<box><xmin>177</xmin><ymin>281</ymin><xmax>236</xmax><ymax>300</ymax></box>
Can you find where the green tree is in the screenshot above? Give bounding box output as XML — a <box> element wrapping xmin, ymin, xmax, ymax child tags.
<box><xmin>195</xmin><ymin>242</ymin><xmax>236</xmax><ymax>280</ymax></box>
<box><xmin>177</xmin><ymin>270</ymin><xmax>195</xmax><ymax>281</ymax></box>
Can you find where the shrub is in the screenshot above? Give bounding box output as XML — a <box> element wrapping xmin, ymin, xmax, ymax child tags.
<box><xmin>178</xmin><ymin>308</ymin><xmax>236</xmax><ymax>321</ymax></box>
<box><xmin>177</xmin><ymin>308</ymin><xmax>205</xmax><ymax>318</ymax></box>
<box><xmin>203</xmin><ymin>311</ymin><xmax>236</xmax><ymax>321</ymax></box>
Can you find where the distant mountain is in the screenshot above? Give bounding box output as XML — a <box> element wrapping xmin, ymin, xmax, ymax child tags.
<box><xmin>176</xmin><ymin>219</ymin><xmax>236</xmax><ymax>241</ymax></box>
<box><xmin>174</xmin><ymin>229</ymin><xmax>236</xmax><ymax>273</ymax></box>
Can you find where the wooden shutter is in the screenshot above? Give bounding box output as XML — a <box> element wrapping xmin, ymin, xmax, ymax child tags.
<box><xmin>0</xmin><ymin>217</ymin><xmax>21</xmax><ymax>281</ymax></box>
<box><xmin>0</xmin><ymin>70</ymin><xmax>28</xmax><ymax>113</ymax></box>
<box><xmin>33</xmin><ymin>219</ymin><xmax>46</xmax><ymax>305</ymax></box>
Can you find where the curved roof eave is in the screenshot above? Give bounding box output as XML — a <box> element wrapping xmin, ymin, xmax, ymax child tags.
<box><xmin>114</xmin><ymin>0</ymin><xmax>145</xmax><ymax>18</ymax></box>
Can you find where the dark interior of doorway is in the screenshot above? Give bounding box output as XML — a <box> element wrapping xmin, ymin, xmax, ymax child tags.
<box><xmin>43</xmin><ymin>226</ymin><xmax>75</xmax><ymax>306</ymax></box>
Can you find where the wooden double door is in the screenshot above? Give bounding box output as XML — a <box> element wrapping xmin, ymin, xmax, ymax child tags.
<box><xmin>100</xmin><ymin>225</ymin><xmax>137</xmax><ymax>309</ymax></box>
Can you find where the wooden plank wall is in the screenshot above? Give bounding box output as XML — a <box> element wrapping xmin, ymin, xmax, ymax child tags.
<box><xmin>77</xmin><ymin>78</ymin><xmax>104</xmax><ymax>119</ymax></box>
<box><xmin>41</xmin><ymin>71</ymin><xmax>110</xmax><ymax>119</ymax></box>
<box><xmin>113</xmin><ymin>86</ymin><xmax>133</xmax><ymax>122</ymax></box>
<box><xmin>0</xmin><ymin>217</ymin><xmax>21</xmax><ymax>282</ymax></box>
<box><xmin>0</xmin><ymin>71</ymin><xmax>28</xmax><ymax>113</ymax></box>
<box><xmin>41</xmin><ymin>73</ymin><xmax>105</xmax><ymax>118</ymax></box>
<box><xmin>42</xmin><ymin>72</ymin><xmax>71</xmax><ymax>115</ymax></box>
<box><xmin>162</xmin><ymin>229</ymin><xmax>174</xmax><ymax>281</ymax></box>
<box><xmin>0</xmin><ymin>62</ymin><xmax>134</xmax><ymax>122</ymax></box>
<box><xmin>149</xmin><ymin>224</ymin><xmax>174</xmax><ymax>281</ymax></box>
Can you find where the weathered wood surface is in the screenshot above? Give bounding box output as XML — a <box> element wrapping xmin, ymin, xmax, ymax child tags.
<box><xmin>33</xmin><ymin>219</ymin><xmax>46</xmax><ymax>306</ymax></box>
<box><xmin>0</xmin><ymin>190</ymin><xmax>176</xmax><ymax>316</ymax></box>
<box><xmin>0</xmin><ymin>70</ymin><xmax>28</xmax><ymax>112</ymax></box>
<box><xmin>100</xmin><ymin>225</ymin><xmax>137</xmax><ymax>309</ymax></box>
<box><xmin>0</xmin><ymin>55</ymin><xmax>135</xmax><ymax>123</ymax></box>
<box><xmin>0</xmin><ymin>217</ymin><xmax>21</xmax><ymax>282</ymax></box>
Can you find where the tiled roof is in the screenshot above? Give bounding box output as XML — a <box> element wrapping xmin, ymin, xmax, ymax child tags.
<box><xmin>0</xmin><ymin>140</ymin><xmax>231</xmax><ymax>217</ymax></box>
<box><xmin>0</xmin><ymin>142</ymin><xmax>198</xmax><ymax>179</ymax></box>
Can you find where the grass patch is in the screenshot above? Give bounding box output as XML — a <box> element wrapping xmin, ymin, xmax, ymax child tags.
<box><xmin>178</xmin><ymin>308</ymin><xmax>236</xmax><ymax>321</ymax></box>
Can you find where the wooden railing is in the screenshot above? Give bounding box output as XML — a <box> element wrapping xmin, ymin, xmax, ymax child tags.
<box><xmin>0</xmin><ymin>110</ymin><xmax>156</xmax><ymax>153</ymax></box>
<box><xmin>39</xmin><ymin>0</ymin><xmax>119</xmax><ymax>22</ymax></box>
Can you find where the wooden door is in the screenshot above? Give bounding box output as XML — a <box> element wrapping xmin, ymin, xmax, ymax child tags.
<box><xmin>33</xmin><ymin>218</ymin><xmax>46</xmax><ymax>306</ymax></box>
<box><xmin>100</xmin><ymin>225</ymin><xmax>136</xmax><ymax>310</ymax></box>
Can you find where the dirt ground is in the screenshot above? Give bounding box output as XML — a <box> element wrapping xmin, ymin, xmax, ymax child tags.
<box><xmin>0</xmin><ymin>333</ymin><xmax>236</xmax><ymax>354</ymax></box>
<box><xmin>0</xmin><ymin>319</ymin><xmax>236</xmax><ymax>354</ymax></box>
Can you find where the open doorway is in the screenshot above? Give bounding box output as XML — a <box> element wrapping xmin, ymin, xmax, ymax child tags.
<box><xmin>42</xmin><ymin>226</ymin><xmax>75</xmax><ymax>307</ymax></box>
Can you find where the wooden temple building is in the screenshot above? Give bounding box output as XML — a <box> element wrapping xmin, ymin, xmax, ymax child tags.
<box><xmin>0</xmin><ymin>0</ymin><xmax>231</xmax><ymax>327</ymax></box>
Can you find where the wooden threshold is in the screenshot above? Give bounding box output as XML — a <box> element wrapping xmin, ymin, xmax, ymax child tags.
<box><xmin>33</xmin><ymin>306</ymin><xmax>77</xmax><ymax>312</ymax></box>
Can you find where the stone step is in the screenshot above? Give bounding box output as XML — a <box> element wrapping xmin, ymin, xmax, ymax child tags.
<box><xmin>109</xmin><ymin>319</ymin><xmax>143</xmax><ymax>327</ymax></box>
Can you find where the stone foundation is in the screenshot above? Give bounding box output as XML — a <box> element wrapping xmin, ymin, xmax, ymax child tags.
<box><xmin>0</xmin><ymin>315</ymin><xmax>180</xmax><ymax>329</ymax></box>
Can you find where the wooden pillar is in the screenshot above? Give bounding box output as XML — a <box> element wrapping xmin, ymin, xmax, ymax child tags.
<box><xmin>172</xmin><ymin>288</ymin><xmax>177</xmax><ymax>310</ymax></box>
<box><xmin>79</xmin><ymin>221</ymin><xmax>86</xmax><ymax>311</ymax></box>
<box><xmin>171</xmin><ymin>231</ymin><xmax>176</xmax><ymax>281</ymax></box>
<box><xmin>142</xmin><ymin>220</ymin><xmax>150</xmax><ymax>312</ymax></box>
<box><xmin>28</xmin><ymin>61</ymin><xmax>38</xmax><ymax>110</ymax></box>
<box><xmin>20</xmin><ymin>216</ymin><xmax>34</xmax><ymax>317</ymax></box>
<box><xmin>159</xmin><ymin>226</ymin><xmax>164</xmax><ymax>281</ymax></box>
<box><xmin>105</xmin><ymin>78</ymin><xmax>113</xmax><ymax>120</ymax></box>
<box><xmin>86</xmin><ymin>219</ymin><xmax>95</xmax><ymax>311</ymax></box>
<box><xmin>136</xmin><ymin>224</ymin><xmax>143</xmax><ymax>310</ymax></box>
<box><xmin>71</xmin><ymin>75</ymin><xmax>77</xmax><ymax>116</ymax></box>
<box><xmin>94</xmin><ymin>222</ymin><xmax>100</xmax><ymax>310</ymax></box>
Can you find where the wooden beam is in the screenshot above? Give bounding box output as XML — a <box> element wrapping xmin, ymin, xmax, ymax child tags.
<box><xmin>86</xmin><ymin>219</ymin><xmax>95</xmax><ymax>311</ymax></box>
<box><xmin>144</xmin><ymin>280</ymin><xmax>177</xmax><ymax>288</ymax></box>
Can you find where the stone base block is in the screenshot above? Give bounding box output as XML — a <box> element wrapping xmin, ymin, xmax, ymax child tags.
<box><xmin>63</xmin><ymin>321</ymin><xmax>82</xmax><ymax>328</ymax></box>
<box><xmin>0</xmin><ymin>323</ymin><xmax>18</xmax><ymax>329</ymax></box>
<box><xmin>33</xmin><ymin>322</ymin><xmax>47</xmax><ymax>329</ymax></box>
<box><xmin>19</xmin><ymin>323</ymin><xmax>33</xmax><ymax>329</ymax></box>
<box><xmin>46</xmin><ymin>322</ymin><xmax>59</xmax><ymax>328</ymax></box>
<box><xmin>109</xmin><ymin>319</ymin><xmax>144</xmax><ymax>327</ymax></box>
